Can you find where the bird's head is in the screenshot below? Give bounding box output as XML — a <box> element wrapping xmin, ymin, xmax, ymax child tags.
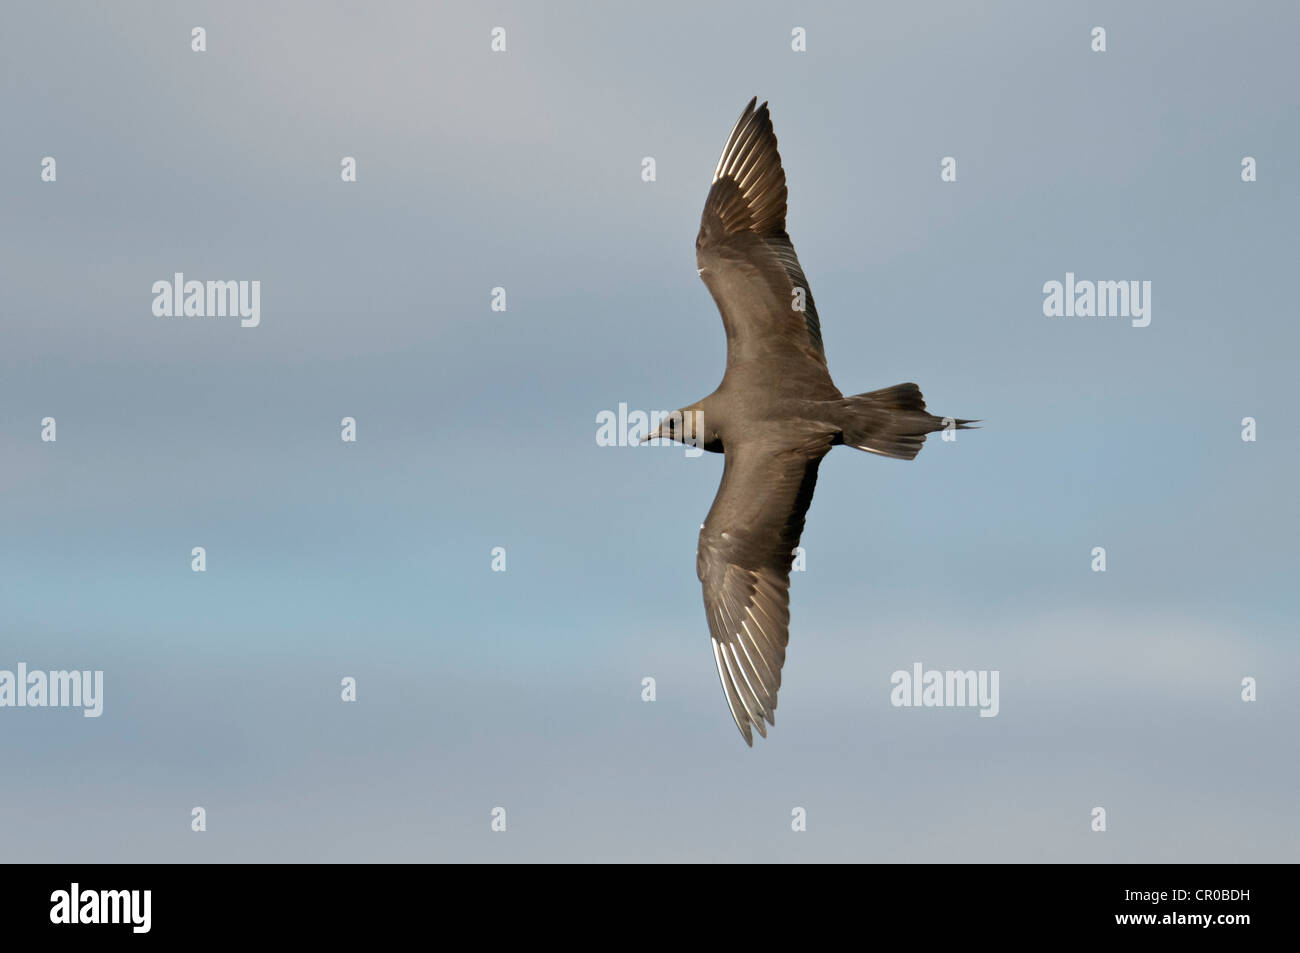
<box><xmin>642</xmin><ymin>406</ymin><xmax>706</xmax><ymax>447</ymax></box>
<box><xmin>642</xmin><ymin>412</ymin><xmax>679</xmax><ymax>445</ymax></box>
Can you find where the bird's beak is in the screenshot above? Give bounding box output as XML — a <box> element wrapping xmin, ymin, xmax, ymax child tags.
<box><xmin>641</xmin><ymin>431</ymin><xmax>657</xmax><ymax>444</ymax></box>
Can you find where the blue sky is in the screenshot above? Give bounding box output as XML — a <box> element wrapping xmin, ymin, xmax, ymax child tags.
<box><xmin>1</xmin><ymin>1</ymin><xmax>1297</xmax><ymax>861</ymax></box>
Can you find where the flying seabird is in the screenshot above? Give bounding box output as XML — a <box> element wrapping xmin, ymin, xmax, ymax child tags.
<box><xmin>645</xmin><ymin>98</ymin><xmax>977</xmax><ymax>746</ymax></box>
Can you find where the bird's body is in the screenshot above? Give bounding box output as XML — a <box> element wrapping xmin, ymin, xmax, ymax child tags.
<box><xmin>647</xmin><ymin>98</ymin><xmax>975</xmax><ymax>745</ymax></box>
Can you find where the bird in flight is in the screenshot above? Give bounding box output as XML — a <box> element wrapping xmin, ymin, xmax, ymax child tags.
<box><xmin>645</xmin><ymin>98</ymin><xmax>976</xmax><ymax>745</ymax></box>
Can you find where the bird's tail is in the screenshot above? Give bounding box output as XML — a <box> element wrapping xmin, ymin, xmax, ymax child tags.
<box><xmin>828</xmin><ymin>383</ymin><xmax>977</xmax><ymax>461</ymax></box>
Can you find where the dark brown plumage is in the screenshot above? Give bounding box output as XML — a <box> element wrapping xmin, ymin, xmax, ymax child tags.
<box><xmin>647</xmin><ymin>98</ymin><xmax>976</xmax><ymax>745</ymax></box>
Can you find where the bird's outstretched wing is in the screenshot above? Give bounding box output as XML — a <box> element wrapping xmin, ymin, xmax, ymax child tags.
<box><xmin>696</xmin><ymin>98</ymin><xmax>836</xmax><ymax>395</ymax></box>
<box><xmin>697</xmin><ymin>435</ymin><xmax>831</xmax><ymax>745</ymax></box>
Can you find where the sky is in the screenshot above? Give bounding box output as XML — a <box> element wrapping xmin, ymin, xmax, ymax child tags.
<box><xmin>1</xmin><ymin>0</ymin><xmax>1297</xmax><ymax>862</ymax></box>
